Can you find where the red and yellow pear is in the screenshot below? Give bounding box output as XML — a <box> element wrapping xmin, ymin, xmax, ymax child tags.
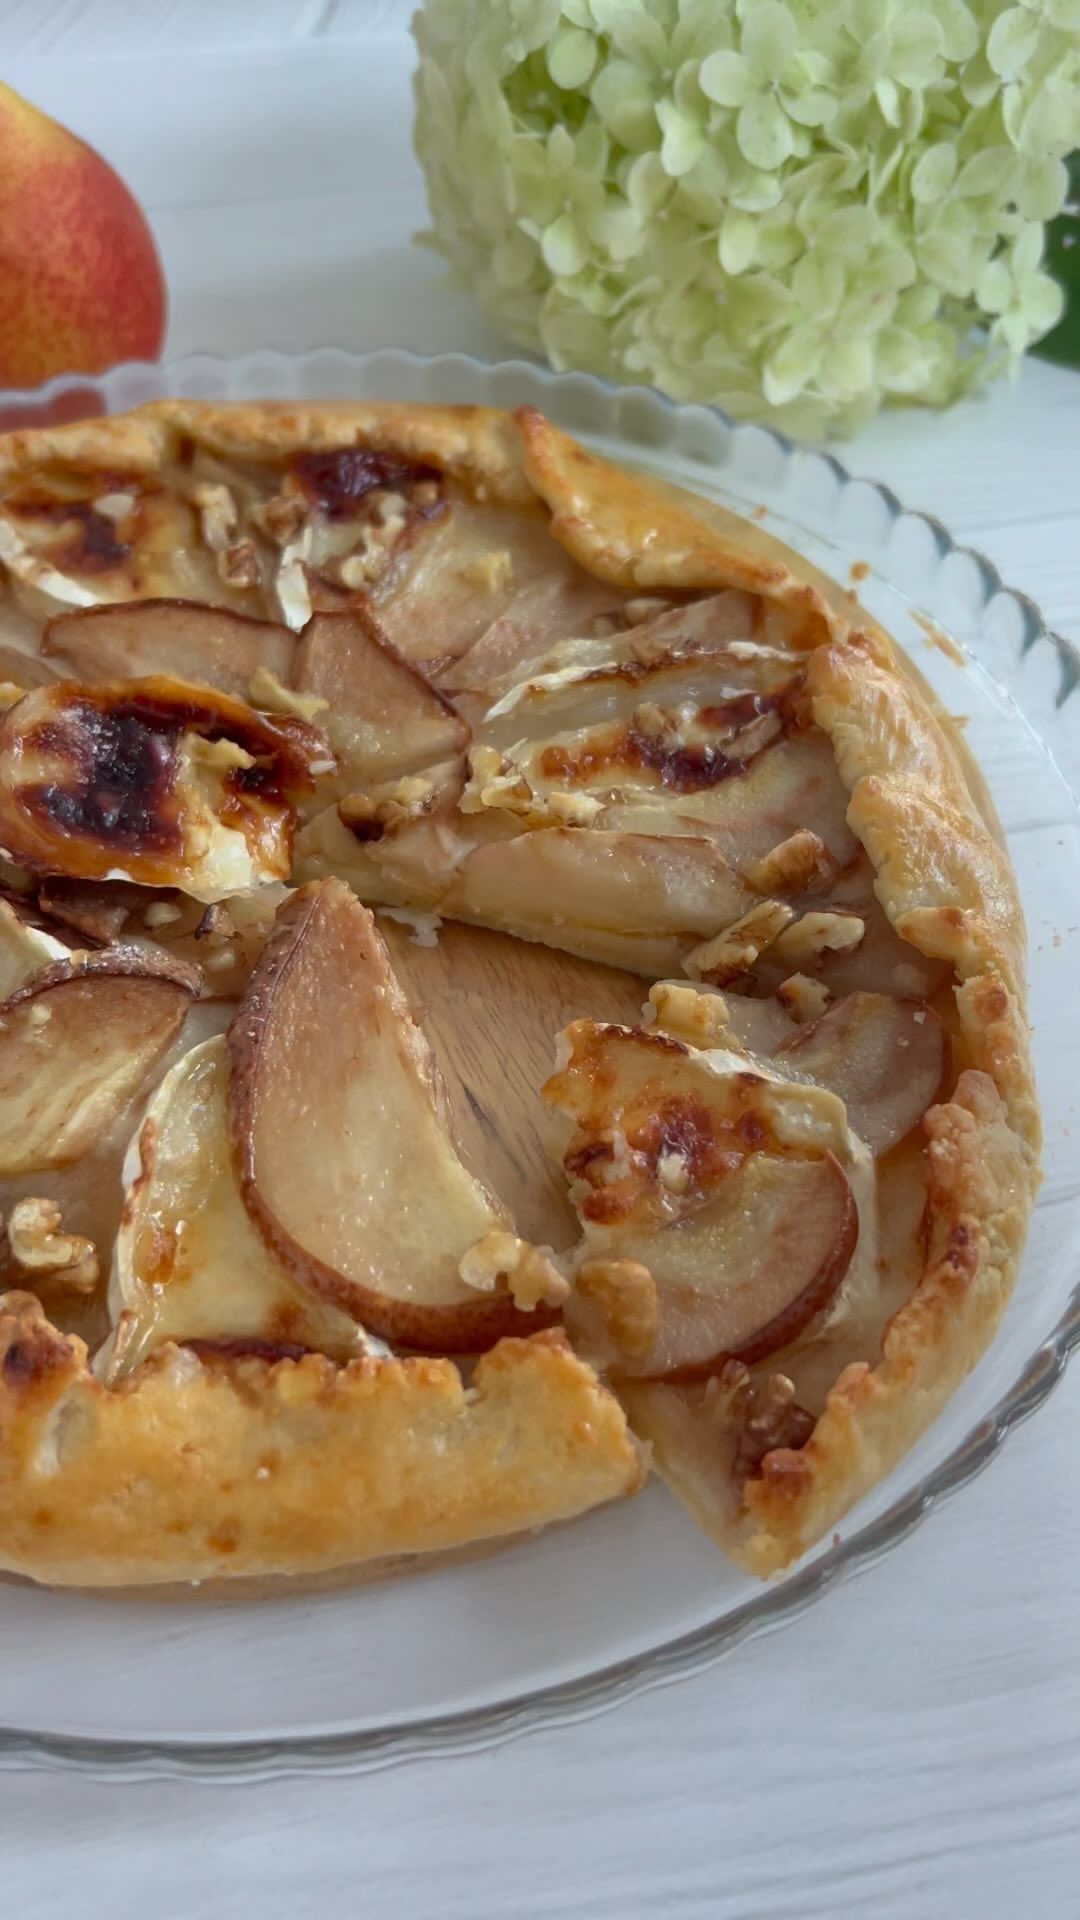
<box><xmin>0</xmin><ymin>82</ymin><xmax>165</xmax><ymax>394</ymax></box>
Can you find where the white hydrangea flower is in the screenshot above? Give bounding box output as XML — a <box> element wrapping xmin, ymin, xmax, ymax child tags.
<box><xmin>412</xmin><ymin>0</ymin><xmax>1080</xmax><ymax>437</ymax></box>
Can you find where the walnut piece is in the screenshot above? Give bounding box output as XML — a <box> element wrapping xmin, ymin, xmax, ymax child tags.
<box><xmin>742</xmin><ymin>829</ymin><xmax>832</xmax><ymax>896</ymax></box>
<box><xmin>771</xmin><ymin>910</ymin><xmax>865</xmax><ymax>970</ymax></box>
<box><xmin>646</xmin><ymin>980</ymin><xmax>733</xmax><ymax>1049</ymax></box>
<box><xmin>216</xmin><ymin>539</ymin><xmax>259</xmax><ymax>589</ymax></box>
<box><xmin>704</xmin><ymin>1362</ymin><xmax>815</xmax><ymax>1484</ymax></box>
<box><xmin>143</xmin><ymin>900</ymin><xmax>183</xmax><ymax>930</ymax></box>
<box><xmin>193</xmin><ymin>481</ymin><xmax>239</xmax><ymax>553</ymax></box>
<box><xmin>624</xmin><ymin>596</ymin><xmax>672</xmax><ymax>626</ymax></box>
<box><xmin>255</xmin><ymin>489</ymin><xmax>307</xmax><ymax>548</ymax></box>
<box><xmin>7</xmin><ymin>1198</ymin><xmax>99</xmax><ymax>1295</ymax></box>
<box><xmin>776</xmin><ymin>972</ymin><xmax>831</xmax><ymax>1023</ymax></box>
<box><xmin>575</xmin><ymin>1258</ymin><xmax>659</xmax><ymax>1361</ymax></box>
<box><xmin>458</xmin><ymin>1231</ymin><xmax>569</xmax><ymax>1312</ymax></box>
<box><xmin>684</xmin><ymin>899</ymin><xmax>795</xmax><ymax>986</ymax></box>
<box><xmin>547</xmin><ymin>791</ymin><xmax>604</xmax><ymax>826</ymax></box>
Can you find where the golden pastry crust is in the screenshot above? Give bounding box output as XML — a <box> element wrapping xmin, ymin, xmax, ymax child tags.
<box><xmin>0</xmin><ymin>1299</ymin><xmax>643</xmax><ymax>1586</ymax></box>
<box><xmin>0</xmin><ymin>398</ymin><xmax>1038</xmax><ymax>1584</ymax></box>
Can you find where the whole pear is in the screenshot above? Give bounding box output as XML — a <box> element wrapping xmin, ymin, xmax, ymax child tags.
<box><xmin>0</xmin><ymin>83</ymin><xmax>165</xmax><ymax>388</ymax></box>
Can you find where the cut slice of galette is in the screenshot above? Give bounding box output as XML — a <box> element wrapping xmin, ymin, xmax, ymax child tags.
<box><xmin>0</xmin><ymin>400</ymin><xmax>1037</xmax><ymax>1587</ymax></box>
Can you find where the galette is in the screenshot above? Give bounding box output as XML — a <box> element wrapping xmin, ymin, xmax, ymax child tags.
<box><xmin>0</xmin><ymin>399</ymin><xmax>1038</xmax><ymax>1586</ymax></box>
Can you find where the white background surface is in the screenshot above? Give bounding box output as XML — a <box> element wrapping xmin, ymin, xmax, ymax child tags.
<box><xmin>2</xmin><ymin>4</ymin><xmax>1079</xmax><ymax>1915</ymax></box>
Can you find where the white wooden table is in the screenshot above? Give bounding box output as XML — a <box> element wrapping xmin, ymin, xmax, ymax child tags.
<box><xmin>2</xmin><ymin>7</ymin><xmax>1079</xmax><ymax>1915</ymax></box>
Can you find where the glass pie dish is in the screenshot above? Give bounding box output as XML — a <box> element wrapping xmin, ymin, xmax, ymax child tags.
<box><xmin>0</xmin><ymin>347</ymin><xmax>1075</xmax><ymax>1780</ymax></box>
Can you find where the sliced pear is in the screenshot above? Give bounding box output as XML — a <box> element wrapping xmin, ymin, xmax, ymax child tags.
<box><xmin>479</xmin><ymin>642</ymin><xmax>799</xmax><ymax>754</ymax></box>
<box><xmin>546</xmin><ymin>1021</ymin><xmax>860</xmax><ymax>1377</ymax></box>
<box><xmin>0</xmin><ymin>947</ymin><xmax>197</xmax><ymax>1173</ymax></box>
<box><xmin>42</xmin><ymin>599</ymin><xmax>295</xmax><ymax>696</ymax></box>
<box><xmin>227</xmin><ymin>878</ymin><xmax>549</xmax><ymax>1349</ymax></box>
<box><xmin>370</xmin><ymin>497</ymin><xmax>625</xmax><ymax>670</ymax></box>
<box><xmin>775</xmin><ymin>992</ymin><xmax>946</xmax><ymax>1154</ymax></box>
<box><xmin>449</xmin><ymin>830</ymin><xmax>755</xmax><ymax>975</ymax></box>
<box><xmin>0</xmin><ymin>675</ymin><xmax>333</xmax><ymax>901</ymax></box>
<box><xmin>573</xmin><ymin>1152</ymin><xmax>857</xmax><ymax>1379</ymax></box>
<box><xmin>100</xmin><ymin>1037</ymin><xmax>369</xmax><ymax>1380</ymax></box>
<box><xmin>295</xmin><ymin>608</ymin><xmax>467</xmax><ymax>784</ymax></box>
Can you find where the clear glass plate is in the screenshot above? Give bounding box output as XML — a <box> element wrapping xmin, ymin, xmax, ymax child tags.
<box><xmin>0</xmin><ymin>349</ymin><xmax>1076</xmax><ymax>1780</ymax></box>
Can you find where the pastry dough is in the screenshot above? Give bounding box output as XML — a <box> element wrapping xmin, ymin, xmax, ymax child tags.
<box><xmin>0</xmin><ymin>400</ymin><xmax>1037</xmax><ymax>1587</ymax></box>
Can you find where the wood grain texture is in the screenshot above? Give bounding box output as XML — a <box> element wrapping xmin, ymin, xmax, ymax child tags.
<box><xmin>1</xmin><ymin>12</ymin><xmax>1079</xmax><ymax>1918</ymax></box>
<box><xmin>380</xmin><ymin>916</ymin><xmax>647</xmax><ymax>1248</ymax></box>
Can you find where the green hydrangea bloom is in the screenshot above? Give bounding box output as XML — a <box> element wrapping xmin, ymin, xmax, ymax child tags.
<box><xmin>412</xmin><ymin>0</ymin><xmax>1080</xmax><ymax>437</ymax></box>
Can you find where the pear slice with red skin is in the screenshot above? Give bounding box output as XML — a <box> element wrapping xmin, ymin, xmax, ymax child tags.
<box><xmin>595</xmin><ymin>1150</ymin><xmax>858</xmax><ymax>1381</ymax></box>
<box><xmin>42</xmin><ymin>599</ymin><xmax>295</xmax><ymax>696</ymax></box>
<box><xmin>295</xmin><ymin>608</ymin><xmax>468</xmax><ymax>784</ymax></box>
<box><xmin>775</xmin><ymin>991</ymin><xmax>946</xmax><ymax>1155</ymax></box>
<box><xmin>227</xmin><ymin>878</ymin><xmax>551</xmax><ymax>1351</ymax></box>
<box><xmin>0</xmin><ymin>945</ymin><xmax>198</xmax><ymax>1172</ymax></box>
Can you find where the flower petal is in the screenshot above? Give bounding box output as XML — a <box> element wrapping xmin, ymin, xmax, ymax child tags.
<box><xmin>987</xmin><ymin>6</ymin><xmax>1041</xmax><ymax>77</ymax></box>
<box><xmin>741</xmin><ymin>1</ymin><xmax>798</xmax><ymax>85</ymax></box>
<box><xmin>736</xmin><ymin>92</ymin><xmax>794</xmax><ymax>170</ymax></box>
<box><xmin>656</xmin><ymin>99</ymin><xmax>707</xmax><ymax>176</ymax></box>
<box><xmin>699</xmin><ymin>49</ymin><xmax>756</xmax><ymax>108</ymax></box>
<box><xmin>547</xmin><ymin>27</ymin><xmax>598</xmax><ymax>90</ymax></box>
<box><xmin>718</xmin><ymin>209</ymin><xmax>759</xmax><ymax>274</ymax></box>
<box><xmin>911</xmin><ymin>141</ymin><xmax>958</xmax><ymax>204</ymax></box>
<box><xmin>763</xmin><ymin>323</ymin><xmax>825</xmax><ymax>405</ymax></box>
<box><xmin>541</xmin><ymin>214</ymin><xmax>588</xmax><ymax>277</ymax></box>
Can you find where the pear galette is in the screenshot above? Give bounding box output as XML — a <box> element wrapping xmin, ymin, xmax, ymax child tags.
<box><xmin>0</xmin><ymin>401</ymin><xmax>1038</xmax><ymax>1587</ymax></box>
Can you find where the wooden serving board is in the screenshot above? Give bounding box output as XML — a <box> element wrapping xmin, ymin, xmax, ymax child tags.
<box><xmin>378</xmin><ymin>916</ymin><xmax>648</xmax><ymax>1250</ymax></box>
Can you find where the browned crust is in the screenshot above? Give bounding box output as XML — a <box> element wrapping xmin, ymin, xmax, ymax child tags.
<box><xmin>0</xmin><ymin>1296</ymin><xmax>644</xmax><ymax>1586</ymax></box>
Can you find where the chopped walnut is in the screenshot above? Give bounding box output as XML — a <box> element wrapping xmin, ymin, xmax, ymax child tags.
<box><xmin>143</xmin><ymin>900</ymin><xmax>183</xmax><ymax>930</ymax></box>
<box><xmin>339</xmin><ymin>542</ymin><xmax>385</xmax><ymax>589</ymax></box>
<box><xmin>338</xmin><ymin>776</ymin><xmax>435</xmax><ymax>838</ymax></box>
<box><xmin>776</xmin><ymin>973</ymin><xmax>831</xmax><ymax>1023</ymax></box>
<box><xmin>646</xmin><ymin>980</ymin><xmax>732</xmax><ymax>1050</ymax></box>
<box><xmin>685</xmin><ymin>900</ymin><xmax>794</xmax><ymax>987</ymax></box>
<box><xmin>216</xmin><ymin>539</ymin><xmax>259</xmax><ymax>589</ymax></box>
<box><xmin>547</xmin><ymin>791</ymin><xmax>604</xmax><ymax>826</ymax></box>
<box><xmin>459</xmin><ymin>549</ymin><xmax>513</xmax><ymax>593</ymax></box>
<box><xmin>383</xmin><ymin>775</ymin><xmax>436</xmax><ymax>810</ymax></box>
<box><xmin>7</xmin><ymin>1198</ymin><xmax>99</xmax><ymax>1295</ymax></box>
<box><xmin>575</xmin><ymin>1258</ymin><xmax>658</xmax><ymax>1361</ymax></box>
<box><xmin>204</xmin><ymin>947</ymin><xmax>238</xmax><ymax>974</ymax></box>
<box><xmin>705</xmin><ymin>1366</ymin><xmax>815</xmax><ymax>1483</ymax></box>
<box><xmin>772</xmin><ymin>911</ymin><xmax>865</xmax><ymax>970</ymax></box>
<box><xmin>459</xmin><ymin>1231</ymin><xmax>569</xmax><ymax>1311</ymax></box>
<box><xmin>193</xmin><ymin>481</ymin><xmax>239</xmax><ymax>553</ymax></box>
<box><xmin>460</xmin><ymin>745</ymin><xmax>534</xmax><ymax>817</ymax></box>
<box><xmin>624</xmin><ymin>596</ymin><xmax>672</xmax><ymax>626</ymax></box>
<box><xmin>255</xmin><ymin>490</ymin><xmax>307</xmax><ymax>547</ymax></box>
<box><xmin>247</xmin><ymin>666</ymin><xmax>329</xmax><ymax>723</ymax></box>
<box><xmin>743</xmin><ymin>830</ymin><xmax>832</xmax><ymax>897</ymax></box>
<box><xmin>367</xmin><ymin>489</ymin><xmax>408</xmax><ymax>527</ymax></box>
<box><xmin>632</xmin><ymin>700</ymin><xmax>677</xmax><ymax>742</ymax></box>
